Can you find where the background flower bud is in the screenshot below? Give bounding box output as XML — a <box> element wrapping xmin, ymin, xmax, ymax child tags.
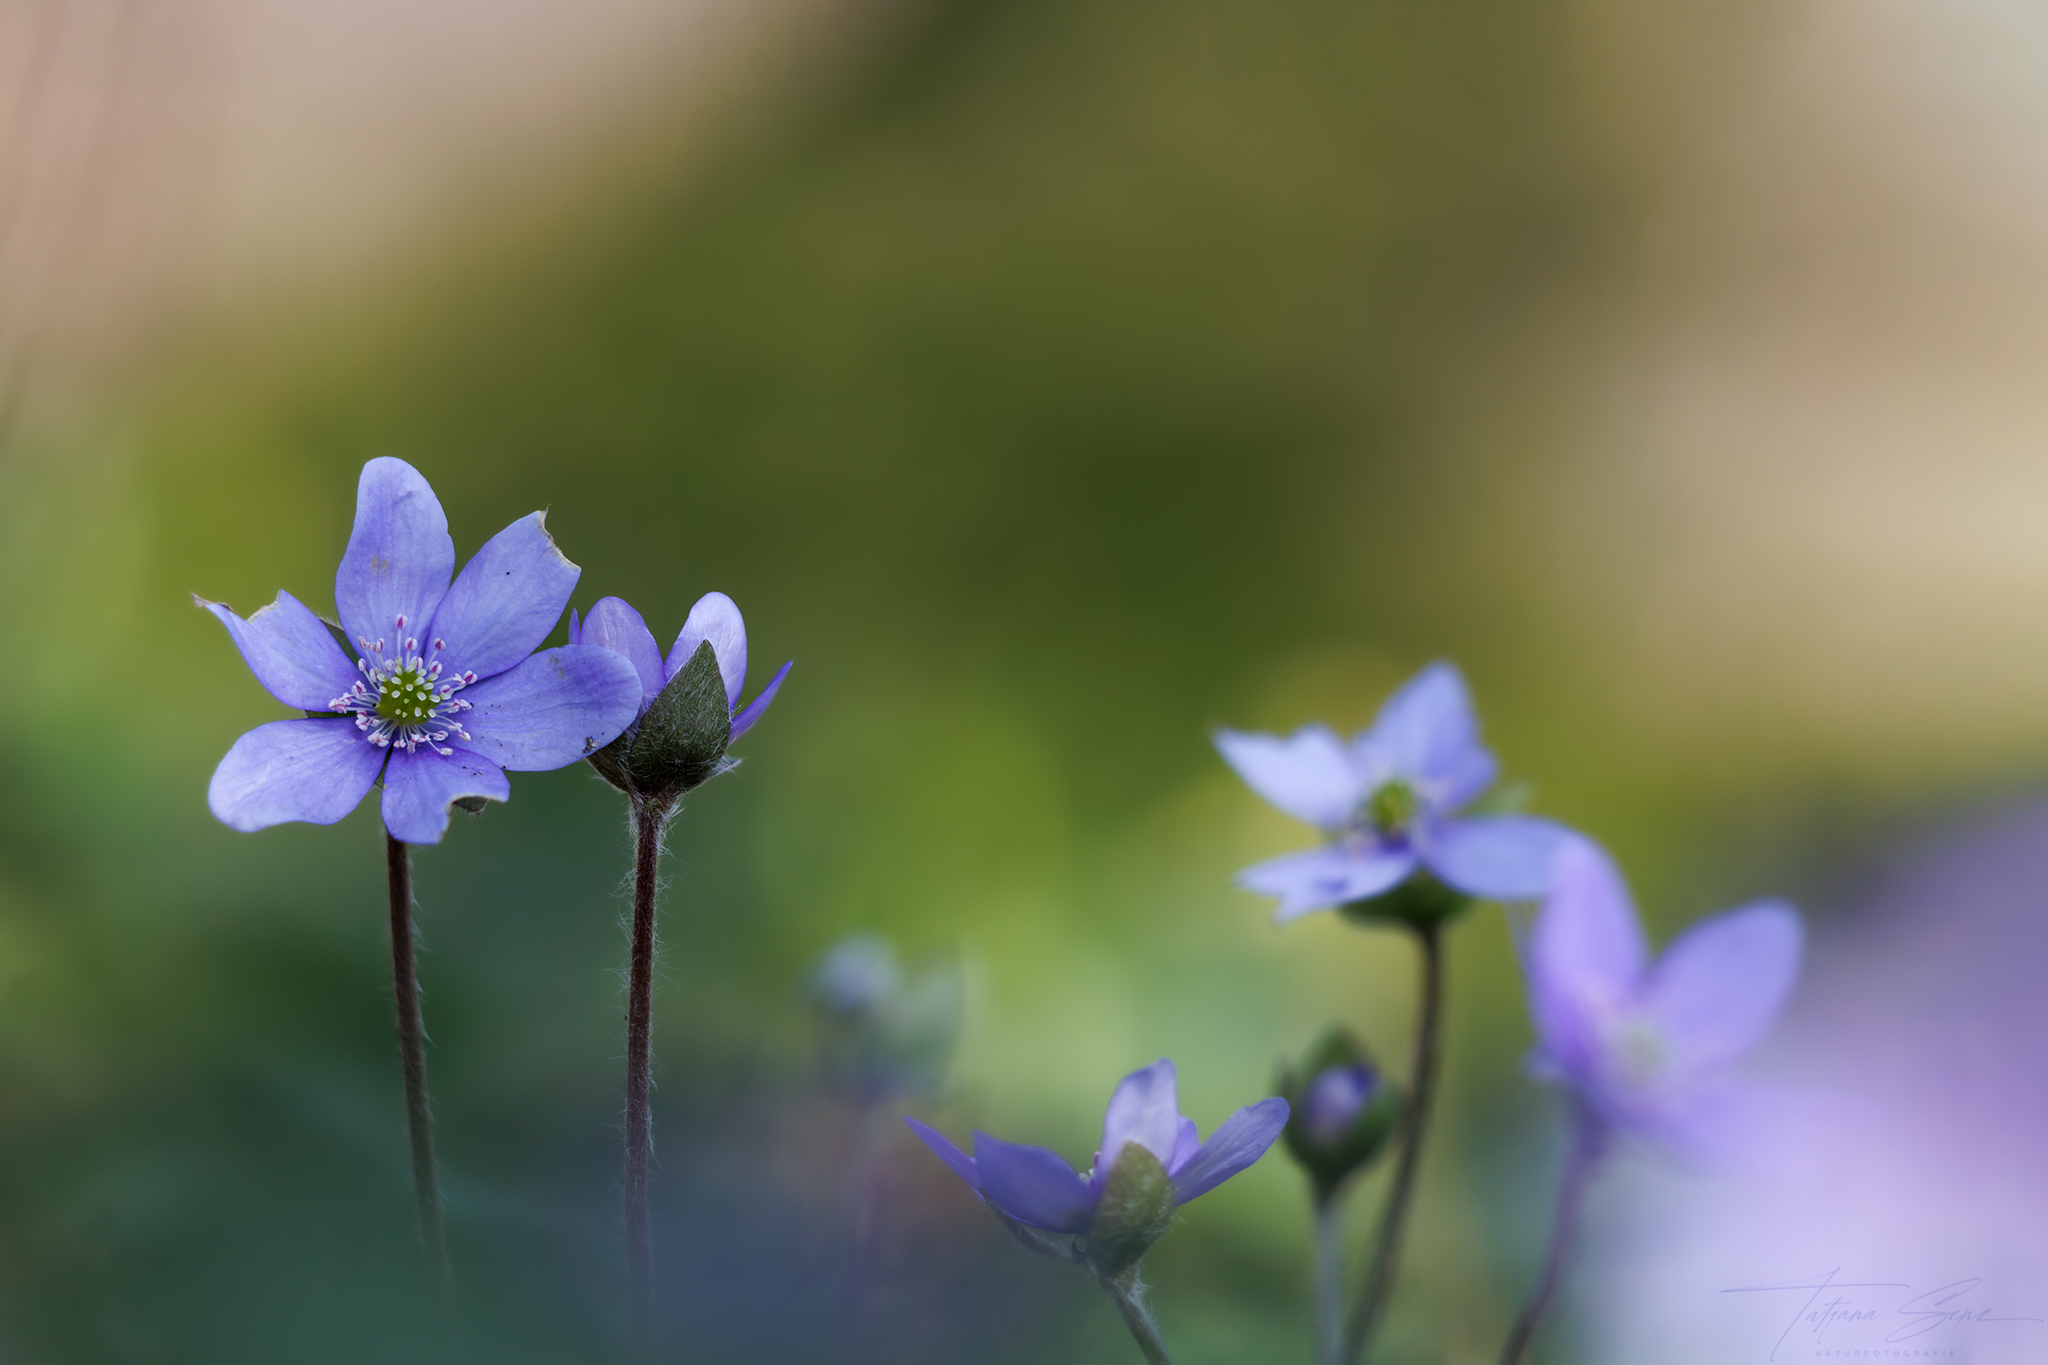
<box><xmin>809</xmin><ymin>934</ymin><xmax>963</xmax><ymax>1106</ymax></box>
<box><xmin>1276</xmin><ymin>1025</ymin><xmax>1403</xmax><ymax>1202</ymax></box>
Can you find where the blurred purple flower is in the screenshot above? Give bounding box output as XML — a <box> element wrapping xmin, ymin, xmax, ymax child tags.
<box><xmin>200</xmin><ymin>457</ymin><xmax>643</xmax><ymax>844</ymax></box>
<box><xmin>568</xmin><ymin>592</ymin><xmax>790</xmax><ymax>745</ymax></box>
<box><xmin>905</xmin><ymin>1058</ymin><xmax>1288</xmax><ymax>1234</ymax></box>
<box><xmin>1524</xmin><ymin>837</ymin><xmax>1803</xmax><ymax>1148</ymax></box>
<box><xmin>1216</xmin><ymin>661</ymin><xmax>1572</xmax><ymax>921</ymax></box>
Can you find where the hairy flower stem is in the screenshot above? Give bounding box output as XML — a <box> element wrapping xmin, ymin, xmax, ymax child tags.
<box><xmin>1496</xmin><ymin>1113</ymin><xmax>1604</xmax><ymax>1365</ymax></box>
<box><xmin>1343</xmin><ymin>918</ymin><xmax>1444</xmax><ymax>1365</ymax></box>
<box><xmin>1313</xmin><ymin>1192</ymin><xmax>1348</xmax><ymax>1365</ymax></box>
<box><xmin>385</xmin><ymin>834</ymin><xmax>450</xmax><ymax>1293</ymax></box>
<box><xmin>1099</xmin><ymin>1268</ymin><xmax>1175</xmax><ymax>1365</ymax></box>
<box><xmin>623</xmin><ymin>799</ymin><xmax>667</xmax><ymax>1353</ymax></box>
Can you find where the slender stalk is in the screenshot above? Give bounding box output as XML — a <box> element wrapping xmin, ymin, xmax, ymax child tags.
<box><xmin>623</xmin><ymin>799</ymin><xmax>666</xmax><ymax>1352</ymax></box>
<box><xmin>1313</xmin><ymin>1193</ymin><xmax>1347</xmax><ymax>1365</ymax></box>
<box><xmin>842</xmin><ymin>1103</ymin><xmax>893</xmax><ymax>1323</ymax></box>
<box><xmin>385</xmin><ymin>833</ymin><xmax>449</xmax><ymax>1290</ymax></box>
<box><xmin>1496</xmin><ymin>1113</ymin><xmax>1603</xmax><ymax>1365</ymax></box>
<box><xmin>1099</xmin><ymin>1268</ymin><xmax>1175</xmax><ymax>1365</ymax></box>
<box><xmin>1342</xmin><ymin>918</ymin><xmax>1444</xmax><ymax>1364</ymax></box>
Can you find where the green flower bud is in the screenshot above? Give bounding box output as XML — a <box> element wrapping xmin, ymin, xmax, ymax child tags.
<box><xmin>809</xmin><ymin>935</ymin><xmax>963</xmax><ymax>1105</ymax></box>
<box><xmin>588</xmin><ymin>639</ymin><xmax>731</xmax><ymax>811</ymax></box>
<box><xmin>1276</xmin><ymin>1026</ymin><xmax>1403</xmax><ymax>1202</ymax></box>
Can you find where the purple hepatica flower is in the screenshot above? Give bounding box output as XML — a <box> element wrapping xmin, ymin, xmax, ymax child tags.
<box><xmin>200</xmin><ymin>457</ymin><xmax>644</xmax><ymax>844</ymax></box>
<box><xmin>906</xmin><ymin>1059</ymin><xmax>1287</xmax><ymax>1243</ymax></box>
<box><xmin>568</xmin><ymin>592</ymin><xmax>790</xmax><ymax>746</ymax></box>
<box><xmin>1525</xmin><ymin>836</ymin><xmax>1802</xmax><ymax>1148</ymax></box>
<box><xmin>1216</xmin><ymin>660</ymin><xmax>1572</xmax><ymax>923</ymax></box>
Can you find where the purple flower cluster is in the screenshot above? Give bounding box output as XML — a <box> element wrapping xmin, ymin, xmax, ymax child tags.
<box><xmin>201</xmin><ymin>458</ymin><xmax>645</xmax><ymax>844</ymax></box>
<box><xmin>199</xmin><ymin>459</ymin><xmax>1816</xmax><ymax>1362</ymax></box>
<box><xmin>1216</xmin><ymin>662</ymin><xmax>1570</xmax><ymax>921</ymax></box>
<box><xmin>201</xmin><ymin>458</ymin><xmax>790</xmax><ymax>844</ymax></box>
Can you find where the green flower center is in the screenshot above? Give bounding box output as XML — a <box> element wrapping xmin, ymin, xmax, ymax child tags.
<box><xmin>1607</xmin><ymin>1015</ymin><xmax>1667</xmax><ymax>1086</ymax></box>
<box><xmin>328</xmin><ymin>620</ymin><xmax>477</xmax><ymax>755</ymax></box>
<box><xmin>374</xmin><ymin>664</ymin><xmax>439</xmax><ymax>726</ymax></box>
<box><xmin>1363</xmin><ymin>779</ymin><xmax>1422</xmax><ymax>834</ymax></box>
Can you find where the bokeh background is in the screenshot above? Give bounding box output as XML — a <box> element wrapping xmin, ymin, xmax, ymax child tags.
<box><xmin>6</xmin><ymin>0</ymin><xmax>2048</xmax><ymax>1360</ymax></box>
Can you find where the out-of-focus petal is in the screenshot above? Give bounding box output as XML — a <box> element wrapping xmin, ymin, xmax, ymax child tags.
<box><xmin>1353</xmin><ymin>661</ymin><xmax>1493</xmax><ymax>796</ymax></box>
<box><xmin>904</xmin><ymin>1118</ymin><xmax>981</xmax><ymax>1193</ymax></box>
<box><xmin>208</xmin><ymin>719</ymin><xmax>383</xmax><ymax>831</ymax></box>
<box><xmin>566</xmin><ymin>608</ymin><xmax>581</xmax><ymax>644</ymax></box>
<box><xmin>576</xmin><ymin>596</ymin><xmax>665</xmax><ymax>704</ymax></box>
<box><xmin>1169</xmin><ymin>1097</ymin><xmax>1290</xmax><ymax>1204</ymax></box>
<box><xmin>380</xmin><ymin>748</ymin><xmax>511</xmax><ymax>845</ymax></box>
<box><xmin>1427</xmin><ymin>744</ymin><xmax>1499</xmax><ymax>815</ymax></box>
<box><xmin>454</xmin><ymin>644</ymin><xmax>642</xmax><ymax>771</ymax></box>
<box><xmin>1642</xmin><ymin>900</ymin><xmax>1803</xmax><ymax>1073</ymax></box>
<box><xmin>666</xmin><ymin>591</ymin><xmax>747</xmax><ymax>709</ymax></box>
<box><xmin>973</xmin><ymin>1133</ymin><xmax>1096</xmax><ymax>1233</ymax></box>
<box><xmin>1098</xmin><ymin>1059</ymin><xmax>1182</xmax><ymax>1170</ymax></box>
<box><xmin>1529</xmin><ymin>837</ymin><xmax>1648</xmax><ymax>1076</ymax></box>
<box><xmin>334</xmin><ymin>457</ymin><xmax>454</xmax><ymax>655</ymax></box>
<box><xmin>1238</xmin><ymin>844</ymin><xmax>1415</xmax><ymax>923</ymax></box>
<box><xmin>1214</xmin><ymin>725</ymin><xmax>1361</xmax><ymax>829</ymax></box>
<box><xmin>196</xmin><ymin>590</ymin><xmax>358</xmax><ymax>711</ymax></box>
<box><xmin>1168</xmin><ymin>1116</ymin><xmax>1200</xmax><ymax>1175</ymax></box>
<box><xmin>425</xmin><ymin>511</ymin><xmax>580</xmax><ymax>681</ymax></box>
<box><xmin>1424</xmin><ymin>815</ymin><xmax>1572</xmax><ymax>901</ymax></box>
<box><xmin>727</xmin><ymin>661</ymin><xmax>791</xmax><ymax>743</ymax></box>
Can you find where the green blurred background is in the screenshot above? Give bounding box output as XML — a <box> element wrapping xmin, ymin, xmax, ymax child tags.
<box><xmin>2</xmin><ymin>0</ymin><xmax>2045</xmax><ymax>1359</ymax></box>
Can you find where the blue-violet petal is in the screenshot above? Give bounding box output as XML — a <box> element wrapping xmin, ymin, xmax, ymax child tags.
<box><xmin>577</xmin><ymin>596</ymin><xmax>666</xmax><ymax>706</ymax></box>
<box><xmin>1098</xmin><ymin>1059</ymin><xmax>1182</xmax><ymax>1171</ymax></box>
<box><xmin>1641</xmin><ymin>900</ymin><xmax>1803</xmax><ymax>1073</ymax></box>
<box><xmin>424</xmin><ymin>511</ymin><xmax>580</xmax><ymax>681</ymax></box>
<box><xmin>453</xmin><ymin>644</ymin><xmax>642</xmax><ymax>771</ymax></box>
<box><xmin>667</xmin><ymin>590</ymin><xmax>747</xmax><ymax>709</ymax></box>
<box><xmin>208</xmin><ymin>718</ymin><xmax>384</xmax><ymax>831</ymax></box>
<box><xmin>334</xmin><ymin>457</ymin><xmax>454</xmax><ymax>658</ymax></box>
<box><xmin>1213</xmin><ymin>725</ymin><xmax>1360</xmax><ymax>830</ymax></box>
<box><xmin>973</xmin><ymin>1133</ymin><xmax>1097</xmax><ymax>1233</ymax></box>
<box><xmin>1424</xmin><ymin>815</ymin><xmax>1571</xmax><ymax>901</ymax></box>
<box><xmin>380</xmin><ymin>747</ymin><xmax>512</xmax><ymax>845</ymax></box>
<box><xmin>904</xmin><ymin>1118</ymin><xmax>981</xmax><ymax>1193</ymax></box>
<box><xmin>197</xmin><ymin>590</ymin><xmax>358</xmax><ymax>712</ymax></box>
<box><xmin>728</xmin><ymin>660</ymin><xmax>791</xmax><ymax>743</ymax></box>
<box><xmin>1527</xmin><ymin>837</ymin><xmax>1649</xmax><ymax>1080</ymax></box>
<box><xmin>1239</xmin><ymin>844</ymin><xmax>1416</xmax><ymax>923</ymax></box>
<box><xmin>1169</xmin><ymin>1097</ymin><xmax>1290</xmax><ymax>1204</ymax></box>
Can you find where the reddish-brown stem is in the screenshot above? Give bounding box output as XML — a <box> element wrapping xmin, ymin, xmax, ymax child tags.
<box><xmin>624</xmin><ymin>800</ymin><xmax>665</xmax><ymax>1352</ymax></box>
<box><xmin>386</xmin><ymin>833</ymin><xmax>449</xmax><ymax>1292</ymax></box>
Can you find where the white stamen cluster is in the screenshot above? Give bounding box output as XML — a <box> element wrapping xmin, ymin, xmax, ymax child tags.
<box><xmin>329</xmin><ymin>613</ymin><xmax>478</xmax><ymax>755</ymax></box>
